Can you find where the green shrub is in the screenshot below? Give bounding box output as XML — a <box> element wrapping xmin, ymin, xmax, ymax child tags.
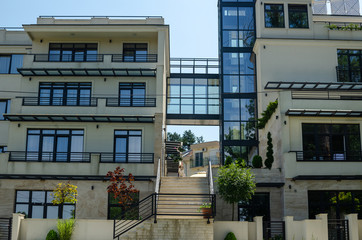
<box><xmin>224</xmin><ymin>232</ymin><xmax>237</xmax><ymax>240</ymax></box>
<box><xmin>224</xmin><ymin>156</ymin><xmax>233</xmax><ymax>167</ymax></box>
<box><xmin>264</xmin><ymin>132</ymin><xmax>274</xmax><ymax>170</ymax></box>
<box><xmin>57</xmin><ymin>219</ymin><xmax>75</xmax><ymax>240</ymax></box>
<box><xmin>46</xmin><ymin>229</ymin><xmax>59</xmax><ymax>240</ymax></box>
<box><xmin>252</xmin><ymin>155</ymin><xmax>263</xmax><ymax>168</ymax></box>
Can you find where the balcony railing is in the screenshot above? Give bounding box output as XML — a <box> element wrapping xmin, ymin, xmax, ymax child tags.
<box><xmin>33</xmin><ymin>54</ymin><xmax>104</xmax><ymax>62</ymax></box>
<box><xmin>111</xmin><ymin>54</ymin><xmax>157</xmax><ymax>62</ymax></box>
<box><xmin>22</xmin><ymin>97</ymin><xmax>98</xmax><ymax>106</ymax></box>
<box><xmin>106</xmin><ymin>98</ymin><xmax>156</xmax><ymax>107</ymax></box>
<box><xmin>293</xmin><ymin>151</ymin><xmax>362</xmax><ymax>161</ymax></box>
<box><xmin>336</xmin><ymin>66</ymin><xmax>362</xmax><ymax>83</ymax></box>
<box><xmin>100</xmin><ymin>153</ymin><xmax>154</xmax><ymax>163</ymax></box>
<box><xmin>8</xmin><ymin>151</ymin><xmax>91</xmax><ymax>162</ymax></box>
<box><xmin>190</xmin><ymin>157</ymin><xmax>220</xmax><ymax>168</ymax></box>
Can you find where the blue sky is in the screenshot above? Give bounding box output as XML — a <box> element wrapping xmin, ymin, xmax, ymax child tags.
<box><xmin>1</xmin><ymin>0</ymin><xmax>220</xmax><ymax>141</ymax></box>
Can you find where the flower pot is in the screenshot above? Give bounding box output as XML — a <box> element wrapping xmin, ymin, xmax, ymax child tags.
<box><xmin>201</xmin><ymin>208</ymin><xmax>212</xmax><ymax>218</ymax></box>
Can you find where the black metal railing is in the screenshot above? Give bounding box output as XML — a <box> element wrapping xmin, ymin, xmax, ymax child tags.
<box><xmin>113</xmin><ymin>193</ymin><xmax>216</xmax><ymax>240</ymax></box>
<box><xmin>100</xmin><ymin>153</ymin><xmax>154</xmax><ymax>163</ymax></box>
<box><xmin>170</xmin><ymin>58</ymin><xmax>219</xmax><ymax>74</ymax></box>
<box><xmin>191</xmin><ymin>157</ymin><xmax>220</xmax><ymax>168</ymax></box>
<box><xmin>33</xmin><ymin>54</ymin><xmax>104</xmax><ymax>62</ymax></box>
<box><xmin>106</xmin><ymin>98</ymin><xmax>156</xmax><ymax>107</ymax></box>
<box><xmin>22</xmin><ymin>97</ymin><xmax>98</xmax><ymax>106</ymax></box>
<box><xmin>0</xmin><ymin>218</ymin><xmax>11</xmax><ymax>240</ymax></box>
<box><xmin>112</xmin><ymin>54</ymin><xmax>158</xmax><ymax>63</ymax></box>
<box><xmin>294</xmin><ymin>151</ymin><xmax>362</xmax><ymax>161</ymax></box>
<box><xmin>8</xmin><ymin>151</ymin><xmax>91</xmax><ymax>162</ymax></box>
<box><xmin>263</xmin><ymin>221</ymin><xmax>285</xmax><ymax>240</ymax></box>
<box><xmin>328</xmin><ymin>219</ymin><xmax>349</xmax><ymax>240</ymax></box>
<box><xmin>336</xmin><ymin>66</ymin><xmax>362</xmax><ymax>83</ymax></box>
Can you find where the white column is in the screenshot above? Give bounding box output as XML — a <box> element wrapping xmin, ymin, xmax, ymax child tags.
<box><xmin>345</xmin><ymin>214</ymin><xmax>359</xmax><ymax>240</ymax></box>
<box><xmin>284</xmin><ymin>216</ymin><xmax>294</xmax><ymax>240</ymax></box>
<box><xmin>316</xmin><ymin>213</ymin><xmax>328</xmax><ymax>240</ymax></box>
<box><xmin>253</xmin><ymin>216</ymin><xmax>263</xmax><ymax>240</ymax></box>
<box><xmin>11</xmin><ymin>213</ymin><xmax>24</xmax><ymax>240</ymax></box>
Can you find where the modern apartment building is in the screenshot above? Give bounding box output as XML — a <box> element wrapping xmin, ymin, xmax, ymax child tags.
<box><xmin>0</xmin><ymin>16</ymin><xmax>169</xmax><ymax>220</ymax></box>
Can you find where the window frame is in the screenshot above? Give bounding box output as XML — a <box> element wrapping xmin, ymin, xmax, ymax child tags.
<box><xmin>119</xmin><ymin>83</ymin><xmax>146</xmax><ymax>107</ymax></box>
<box><xmin>195</xmin><ymin>152</ymin><xmax>204</xmax><ymax>167</ymax></box>
<box><xmin>288</xmin><ymin>4</ymin><xmax>309</xmax><ymax>29</ymax></box>
<box><xmin>123</xmin><ymin>43</ymin><xmax>148</xmax><ymax>62</ymax></box>
<box><xmin>0</xmin><ymin>99</ymin><xmax>11</xmax><ymax>120</ymax></box>
<box><xmin>264</xmin><ymin>4</ymin><xmax>285</xmax><ymax>28</ymax></box>
<box><xmin>113</xmin><ymin>130</ymin><xmax>142</xmax><ymax>163</ymax></box>
<box><xmin>14</xmin><ymin>190</ymin><xmax>76</xmax><ymax>219</ymax></box>
<box><xmin>0</xmin><ymin>54</ymin><xmax>24</xmax><ymax>74</ymax></box>
<box><xmin>48</xmin><ymin>43</ymin><xmax>98</xmax><ymax>62</ymax></box>
<box><xmin>107</xmin><ymin>192</ymin><xmax>140</xmax><ymax>220</ymax></box>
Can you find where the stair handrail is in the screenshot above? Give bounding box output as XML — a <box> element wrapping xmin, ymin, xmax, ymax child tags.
<box><xmin>155</xmin><ymin>158</ymin><xmax>161</xmax><ymax>194</ymax></box>
<box><xmin>208</xmin><ymin>158</ymin><xmax>214</xmax><ymax>194</ymax></box>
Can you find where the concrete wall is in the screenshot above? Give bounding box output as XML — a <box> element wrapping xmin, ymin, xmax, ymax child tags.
<box><xmin>213</xmin><ymin>217</ymin><xmax>262</xmax><ymax>240</ymax></box>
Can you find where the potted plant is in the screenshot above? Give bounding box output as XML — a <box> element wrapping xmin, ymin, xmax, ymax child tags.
<box><xmin>198</xmin><ymin>202</ymin><xmax>212</xmax><ymax>218</ymax></box>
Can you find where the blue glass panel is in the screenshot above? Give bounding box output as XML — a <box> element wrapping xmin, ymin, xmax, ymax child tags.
<box><xmin>10</xmin><ymin>55</ymin><xmax>23</xmax><ymax>74</ymax></box>
<box><xmin>224</xmin><ymin>99</ymin><xmax>240</xmax><ymax>121</ymax></box>
<box><xmin>224</xmin><ymin>122</ymin><xmax>240</xmax><ymax>140</ymax></box>
<box><xmin>0</xmin><ymin>56</ymin><xmax>10</xmax><ymax>74</ymax></box>
<box><xmin>223</xmin><ymin>53</ymin><xmax>239</xmax><ymax>74</ymax></box>
<box><xmin>238</xmin><ymin>7</ymin><xmax>254</xmax><ymax>30</ymax></box>
<box><xmin>223</xmin><ymin>7</ymin><xmax>238</xmax><ymax>30</ymax></box>
<box><xmin>240</xmin><ymin>99</ymin><xmax>255</xmax><ymax>120</ymax></box>
<box><xmin>240</xmin><ymin>75</ymin><xmax>255</xmax><ymax>93</ymax></box>
<box><xmin>223</xmin><ymin>75</ymin><xmax>239</xmax><ymax>93</ymax></box>
<box><xmin>239</xmin><ymin>53</ymin><xmax>254</xmax><ymax>75</ymax></box>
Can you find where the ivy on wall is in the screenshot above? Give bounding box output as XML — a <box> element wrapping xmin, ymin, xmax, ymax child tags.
<box><xmin>257</xmin><ymin>99</ymin><xmax>278</xmax><ymax>129</ymax></box>
<box><xmin>326</xmin><ymin>24</ymin><xmax>362</xmax><ymax>31</ymax></box>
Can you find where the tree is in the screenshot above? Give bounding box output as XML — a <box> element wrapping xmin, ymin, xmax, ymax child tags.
<box><xmin>52</xmin><ymin>182</ymin><xmax>78</xmax><ymax>205</ymax></box>
<box><xmin>167</xmin><ymin>132</ymin><xmax>182</xmax><ymax>142</ymax></box>
<box><xmin>167</xmin><ymin>130</ymin><xmax>205</xmax><ymax>151</ymax></box>
<box><xmin>216</xmin><ymin>162</ymin><xmax>256</xmax><ymax>221</ymax></box>
<box><xmin>196</xmin><ymin>136</ymin><xmax>205</xmax><ymax>144</ymax></box>
<box><xmin>265</xmin><ymin>132</ymin><xmax>274</xmax><ymax>169</ymax></box>
<box><xmin>182</xmin><ymin>130</ymin><xmax>196</xmax><ymax>150</ymax></box>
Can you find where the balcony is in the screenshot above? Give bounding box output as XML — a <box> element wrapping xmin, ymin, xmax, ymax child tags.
<box><xmin>100</xmin><ymin>153</ymin><xmax>154</xmax><ymax>163</ymax></box>
<box><xmin>8</xmin><ymin>151</ymin><xmax>91</xmax><ymax>162</ymax></box>
<box><xmin>22</xmin><ymin>97</ymin><xmax>98</xmax><ymax>107</ymax></box>
<box><xmin>336</xmin><ymin>66</ymin><xmax>362</xmax><ymax>83</ymax></box>
<box><xmin>32</xmin><ymin>54</ymin><xmax>157</xmax><ymax>63</ymax></box>
<box><xmin>293</xmin><ymin>151</ymin><xmax>362</xmax><ymax>162</ymax></box>
<box><xmin>106</xmin><ymin>98</ymin><xmax>156</xmax><ymax>107</ymax></box>
<box><xmin>112</xmin><ymin>54</ymin><xmax>157</xmax><ymax>62</ymax></box>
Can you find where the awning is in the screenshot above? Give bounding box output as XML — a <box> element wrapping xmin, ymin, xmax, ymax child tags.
<box><xmin>265</xmin><ymin>81</ymin><xmax>362</xmax><ymax>91</ymax></box>
<box><xmin>286</xmin><ymin>109</ymin><xmax>362</xmax><ymax>117</ymax></box>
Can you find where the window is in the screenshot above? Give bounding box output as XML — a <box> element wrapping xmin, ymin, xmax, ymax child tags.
<box><xmin>15</xmin><ymin>190</ymin><xmax>75</xmax><ymax>219</ymax></box>
<box><xmin>302</xmin><ymin>124</ymin><xmax>361</xmax><ymax>161</ymax></box>
<box><xmin>26</xmin><ymin>129</ymin><xmax>84</xmax><ymax>162</ymax></box>
<box><xmin>0</xmin><ymin>146</ymin><xmax>7</xmax><ymax>153</ymax></box>
<box><xmin>288</xmin><ymin>4</ymin><xmax>309</xmax><ymax>28</ymax></box>
<box><xmin>337</xmin><ymin>49</ymin><xmax>362</xmax><ymax>82</ymax></box>
<box><xmin>49</xmin><ymin>43</ymin><xmax>98</xmax><ymax>62</ymax></box>
<box><xmin>114</xmin><ymin>130</ymin><xmax>142</xmax><ymax>163</ymax></box>
<box><xmin>195</xmin><ymin>152</ymin><xmax>203</xmax><ymax>167</ymax></box>
<box><xmin>119</xmin><ymin>83</ymin><xmax>145</xmax><ymax>106</ymax></box>
<box><xmin>39</xmin><ymin>82</ymin><xmax>91</xmax><ymax>106</ymax></box>
<box><xmin>239</xmin><ymin>193</ymin><xmax>270</xmax><ymax>221</ymax></box>
<box><xmin>309</xmin><ymin>191</ymin><xmax>362</xmax><ymax>219</ymax></box>
<box><xmin>123</xmin><ymin>43</ymin><xmax>148</xmax><ymax>62</ymax></box>
<box><xmin>264</xmin><ymin>4</ymin><xmax>285</xmax><ymax>28</ymax></box>
<box><xmin>108</xmin><ymin>192</ymin><xmax>139</xmax><ymax>220</ymax></box>
<box><xmin>0</xmin><ymin>55</ymin><xmax>23</xmax><ymax>74</ymax></box>
<box><xmin>0</xmin><ymin>100</ymin><xmax>10</xmax><ymax>120</ymax></box>
<box><xmin>224</xmin><ymin>145</ymin><xmax>256</xmax><ymax>165</ymax></box>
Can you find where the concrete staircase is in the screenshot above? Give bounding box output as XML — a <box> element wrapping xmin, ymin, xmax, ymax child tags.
<box><xmin>157</xmin><ymin>177</ymin><xmax>209</xmax><ymax>218</ymax></box>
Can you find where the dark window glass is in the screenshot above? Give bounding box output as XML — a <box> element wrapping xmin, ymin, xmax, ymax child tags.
<box><xmin>108</xmin><ymin>192</ymin><xmax>139</xmax><ymax>220</ymax></box>
<box><xmin>309</xmin><ymin>191</ymin><xmax>362</xmax><ymax>219</ymax></box>
<box><xmin>265</xmin><ymin>4</ymin><xmax>285</xmax><ymax>28</ymax></box>
<box><xmin>123</xmin><ymin>43</ymin><xmax>148</xmax><ymax>62</ymax></box>
<box><xmin>114</xmin><ymin>130</ymin><xmax>142</xmax><ymax>163</ymax></box>
<box><xmin>337</xmin><ymin>49</ymin><xmax>362</xmax><ymax>82</ymax></box>
<box><xmin>239</xmin><ymin>193</ymin><xmax>270</xmax><ymax>221</ymax></box>
<box><xmin>0</xmin><ymin>146</ymin><xmax>7</xmax><ymax>153</ymax></box>
<box><xmin>223</xmin><ymin>145</ymin><xmax>256</xmax><ymax>165</ymax></box>
<box><xmin>0</xmin><ymin>100</ymin><xmax>10</xmax><ymax>120</ymax></box>
<box><xmin>15</xmin><ymin>190</ymin><xmax>75</xmax><ymax>219</ymax></box>
<box><xmin>26</xmin><ymin>129</ymin><xmax>84</xmax><ymax>162</ymax></box>
<box><xmin>10</xmin><ymin>55</ymin><xmax>24</xmax><ymax>73</ymax></box>
<box><xmin>39</xmin><ymin>82</ymin><xmax>92</xmax><ymax>106</ymax></box>
<box><xmin>119</xmin><ymin>83</ymin><xmax>146</xmax><ymax>106</ymax></box>
<box><xmin>0</xmin><ymin>55</ymin><xmax>23</xmax><ymax>74</ymax></box>
<box><xmin>288</xmin><ymin>4</ymin><xmax>309</xmax><ymax>28</ymax></box>
<box><xmin>195</xmin><ymin>152</ymin><xmax>203</xmax><ymax>167</ymax></box>
<box><xmin>49</xmin><ymin>43</ymin><xmax>98</xmax><ymax>62</ymax></box>
<box><xmin>302</xmin><ymin>124</ymin><xmax>361</xmax><ymax>161</ymax></box>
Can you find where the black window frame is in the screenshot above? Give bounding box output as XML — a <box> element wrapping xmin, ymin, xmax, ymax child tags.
<box><xmin>26</xmin><ymin>129</ymin><xmax>85</xmax><ymax>162</ymax></box>
<box><xmin>48</xmin><ymin>43</ymin><xmax>98</xmax><ymax>62</ymax></box>
<box><xmin>302</xmin><ymin>123</ymin><xmax>361</xmax><ymax>161</ymax></box>
<box><xmin>0</xmin><ymin>99</ymin><xmax>11</xmax><ymax>120</ymax></box>
<box><xmin>0</xmin><ymin>146</ymin><xmax>7</xmax><ymax>153</ymax></box>
<box><xmin>288</xmin><ymin>4</ymin><xmax>309</xmax><ymax>29</ymax></box>
<box><xmin>238</xmin><ymin>192</ymin><xmax>270</xmax><ymax>221</ymax></box>
<box><xmin>38</xmin><ymin>82</ymin><xmax>92</xmax><ymax>106</ymax></box>
<box><xmin>14</xmin><ymin>190</ymin><xmax>76</xmax><ymax>219</ymax></box>
<box><xmin>113</xmin><ymin>130</ymin><xmax>142</xmax><ymax>163</ymax></box>
<box><xmin>107</xmin><ymin>192</ymin><xmax>140</xmax><ymax>220</ymax></box>
<box><xmin>195</xmin><ymin>152</ymin><xmax>204</xmax><ymax>167</ymax></box>
<box><xmin>119</xmin><ymin>83</ymin><xmax>146</xmax><ymax>107</ymax></box>
<box><xmin>264</xmin><ymin>4</ymin><xmax>285</xmax><ymax>28</ymax></box>
<box><xmin>337</xmin><ymin>49</ymin><xmax>362</xmax><ymax>83</ymax></box>
<box><xmin>0</xmin><ymin>54</ymin><xmax>24</xmax><ymax>74</ymax></box>
<box><xmin>123</xmin><ymin>43</ymin><xmax>148</xmax><ymax>62</ymax></box>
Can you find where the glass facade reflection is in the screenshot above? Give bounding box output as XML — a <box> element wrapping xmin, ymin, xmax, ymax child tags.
<box><xmin>219</xmin><ymin>0</ymin><xmax>258</xmax><ymax>164</ymax></box>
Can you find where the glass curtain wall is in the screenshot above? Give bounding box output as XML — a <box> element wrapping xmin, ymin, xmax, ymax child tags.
<box><xmin>219</xmin><ymin>0</ymin><xmax>258</xmax><ymax>164</ymax></box>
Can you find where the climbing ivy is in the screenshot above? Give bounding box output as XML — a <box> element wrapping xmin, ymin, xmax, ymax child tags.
<box><xmin>257</xmin><ymin>99</ymin><xmax>278</xmax><ymax>129</ymax></box>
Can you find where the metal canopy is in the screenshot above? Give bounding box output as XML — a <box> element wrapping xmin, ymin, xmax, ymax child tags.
<box><xmin>293</xmin><ymin>175</ymin><xmax>362</xmax><ymax>181</ymax></box>
<box><xmin>4</xmin><ymin>114</ymin><xmax>155</xmax><ymax>123</ymax></box>
<box><xmin>265</xmin><ymin>81</ymin><xmax>362</xmax><ymax>91</ymax></box>
<box><xmin>17</xmin><ymin>68</ymin><xmax>156</xmax><ymax>77</ymax></box>
<box><xmin>0</xmin><ymin>174</ymin><xmax>155</xmax><ymax>181</ymax></box>
<box><xmin>286</xmin><ymin>109</ymin><xmax>362</xmax><ymax>117</ymax></box>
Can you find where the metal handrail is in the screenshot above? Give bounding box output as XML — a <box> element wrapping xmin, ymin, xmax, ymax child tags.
<box><xmin>33</xmin><ymin>54</ymin><xmax>104</xmax><ymax>62</ymax></box>
<box><xmin>8</xmin><ymin>151</ymin><xmax>91</xmax><ymax>162</ymax></box>
<box><xmin>208</xmin><ymin>159</ymin><xmax>214</xmax><ymax>195</ymax></box>
<box><xmin>100</xmin><ymin>153</ymin><xmax>154</xmax><ymax>163</ymax></box>
<box><xmin>22</xmin><ymin>97</ymin><xmax>98</xmax><ymax>106</ymax></box>
<box><xmin>106</xmin><ymin>97</ymin><xmax>156</xmax><ymax>107</ymax></box>
<box><xmin>112</xmin><ymin>54</ymin><xmax>158</xmax><ymax>63</ymax></box>
<box><xmin>292</xmin><ymin>150</ymin><xmax>362</xmax><ymax>161</ymax></box>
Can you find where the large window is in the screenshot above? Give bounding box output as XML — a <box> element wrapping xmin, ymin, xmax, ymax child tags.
<box><xmin>26</xmin><ymin>129</ymin><xmax>84</xmax><ymax>162</ymax></box>
<box><xmin>114</xmin><ymin>130</ymin><xmax>142</xmax><ymax>163</ymax></box>
<box><xmin>309</xmin><ymin>191</ymin><xmax>362</xmax><ymax>219</ymax></box>
<box><xmin>49</xmin><ymin>43</ymin><xmax>98</xmax><ymax>62</ymax></box>
<box><xmin>15</xmin><ymin>190</ymin><xmax>75</xmax><ymax>219</ymax></box>
<box><xmin>0</xmin><ymin>100</ymin><xmax>11</xmax><ymax>120</ymax></box>
<box><xmin>337</xmin><ymin>49</ymin><xmax>362</xmax><ymax>82</ymax></box>
<box><xmin>195</xmin><ymin>152</ymin><xmax>203</xmax><ymax>167</ymax></box>
<box><xmin>239</xmin><ymin>193</ymin><xmax>270</xmax><ymax>221</ymax></box>
<box><xmin>108</xmin><ymin>192</ymin><xmax>139</xmax><ymax>220</ymax></box>
<box><xmin>123</xmin><ymin>43</ymin><xmax>148</xmax><ymax>62</ymax></box>
<box><xmin>0</xmin><ymin>55</ymin><xmax>23</xmax><ymax>74</ymax></box>
<box><xmin>39</xmin><ymin>82</ymin><xmax>91</xmax><ymax>106</ymax></box>
<box><xmin>265</xmin><ymin>4</ymin><xmax>285</xmax><ymax>28</ymax></box>
<box><xmin>167</xmin><ymin>78</ymin><xmax>219</xmax><ymax>115</ymax></box>
<box><xmin>302</xmin><ymin>124</ymin><xmax>361</xmax><ymax>161</ymax></box>
<box><xmin>288</xmin><ymin>4</ymin><xmax>309</xmax><ymax>28</ymax></box>
<box><xmin>119</xmin><ymin>83</ymin><xmax>145</xmax><ymax>106</ymax></box>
